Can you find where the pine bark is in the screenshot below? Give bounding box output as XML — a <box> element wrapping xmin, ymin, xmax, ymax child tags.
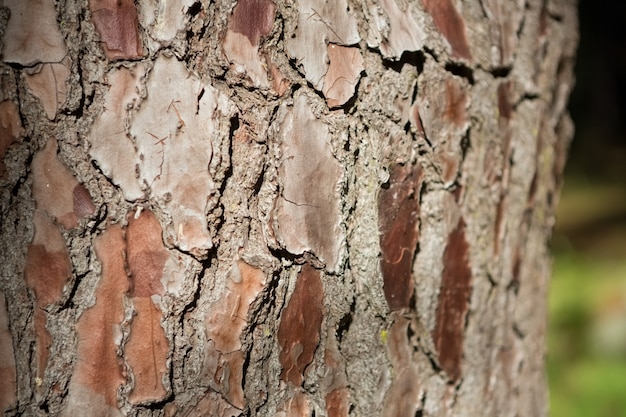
<box><xmin>0</xmin><ymin>0</ymin><xmax>577</xmax><ymax>416</ymax></box>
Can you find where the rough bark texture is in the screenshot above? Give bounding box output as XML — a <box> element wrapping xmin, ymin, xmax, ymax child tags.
<box><xmin>0</xmin><ymin>0</ymin><xmax>577</xmax><ymax>416</ymax></box>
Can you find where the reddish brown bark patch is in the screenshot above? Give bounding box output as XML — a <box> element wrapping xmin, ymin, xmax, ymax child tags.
<box><xmin>267</xmin><ymin>58</ymin><xmax>291</xmax><ymax>96</ymax></box>
<box><xmin>125</xmin><ymin>210</ymin><xmax>169</xmax><ymax>404</ymax></box>
<box><xmin>433</xmin><ymin>217</ymin><xmax>472</xmax><ymax>381</ymax></box>
<box><xmin>0</xmin><ymin>101</ymin><xmax>22</xmax><ymax>179</ymax></box>
<box><xmin>378</xmin><ymin>163</ymin><xmax>423</xmax><ymax>311</ymax></box>
<box><xmin>24</xmin><ymin>209</ymin><xmax>71</xmax><ymax>381</ymax></box>
<box><xmin>326</xmin><ymin>388</ymin><xmax>350</xmax><ymax>417</ymax></box>
<box><xmin>73</xmin><ymin>184</ymin><xmax>97</xmax><ymax>219</ymax></box>
<box><xmin>383</xmin><ymin>316</ymin><xmax>422</xmax><ymax>416</ymax></box>
<box><xmin>497</xmin><ymin>82</ymin><xmax>513</xmax><ymax>121</ymax></box>
<box><xmin>421</xmin><ymin>0</ymin><xmax>472</xmax><ymax>60</ymax></box>
<box><xmin>323</xmin><ymin>44</ymin><xmax>364</xmax><ymax>108</ymax></box>
<box><xmin>126</xmin><ymin>297</ymin><xmax>169</xmax><ymax>404</ymax></box>
<box><xmin>89</xmin><ymin>0</ymin><xmax>143</xmax><ymax>60</ymax></box>
<box><xmin>33</xmin><ymin>309</ymin><xmax>52</xmax><ymax>380</ymax></box>
<box><xmin>444</xmin><ymin>78</ymin><xmax>468</xmax><ymax>127</ymax></box>
<box><xmin>32</xmin><ymin>138</ymin><xmax>96</xmax><ymax>229</ymax></box>
<box><xmin>229</xmin><ymin>0</ymin><xmax>276</xmax><ymax>46</ymax></box>
<box><xmin>280</xmin><ymin>391</ymin><xmax>311</xmax><ymax>416</ymax></box>
<box><xmin>23</xmin><ymin>57</ymin><xmax>71</xmax><ymax>120</ymax></box>
<box><xmin>73</xmin><ymin>224</ymin><xmax>128</xmax><ymax>408</ymax></box>
<box><xmin>203</xmin><ymin>260</ymin><xmax>265</xmax><ymax>409</ymax></box>
<box><xmin>493</xmin><ymin>195</ymin><xmax>505</xmax><ymax>255</ymax></box>
<box><xmin>278</xmin><ymin>264</ymin><xmax>324</xmax><ymax>386</ymax></box>
<box><xmin>206</xmin><ymin>260</ymin><xmax>265</xmax><ymax>353</ymax></box>
<box><xmin>24</xmin><ymin>210</ymin><xmax>71</xmax><ymax>307</ymax></box>
<box><xmin>126</xmin><ymin>210</ymin><xmax>167</xmax><ymax>298</ymax></box>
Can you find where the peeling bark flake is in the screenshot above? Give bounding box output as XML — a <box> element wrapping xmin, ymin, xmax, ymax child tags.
<box><xmin>125</xmin><ymin>210</ymin><xmax>169</xmax><ymax>404</ymax></box>
<box><xmin>278</xmin><ymin>391</ymin><xmax>311</xmax><ymax>417</ymax></box>
<box><xmin>126</xmin><ymin>210</ymin><xmax>167</xmax><ymax>298</ymax></box>
<box><xmin>433</xmin><ymin>217</ymin><xmax>472</xmax><ymax>381</ymax></box>
<box><xmin>129</xmin><ymin>55</ymin><xmax>233</xmax><ymax>256</ymax></box>
<box><xmin>285</xmin><ymin>0</ymin><xmax>360</xmax><ymax>89</ymax></box>
<box><xmin>378</xmin><ymin>0</ymin><xmax>426</xmax><ymax>58</ymax></box>
<box><xmin>326</xmin><ymin>387</ymin><xmax>350</xmax><ymax>417</ymax></box>
<box><xmin>229</xmin><ymin>0</ymin><xmax>276</xmax><ymax>46</ymax></box>
<box><xmin>383</xmin><ymin>316</ymin><xmax>421</xmax><ymax>417</ymax></box>
<box><xmin>203</xmin><ymin>261</ymin><xmax>265</xmax><ymax>409</ymax></box>
<box><xmin>2</xmin><ymin>0</ymin><xmax>68</xmax><ymax>66</ymax></box>
<box><xmin>24</xmin><ymin>210</ymin><xmax>72</xmax><ymax>308</ymax></box>
<box><xmin>273</xmin><ymin>95</ymin><xmax>344</xmax><ymax>271</ymax></box>
<box><xmin>421</xmin><ymin>0</ymin><xmax>472</xmax><ymax>60</ymax></box>
<box><xmin>89</xmin><ymin>0</ymin><xmax>144</xmax><ymax>60</ymax></box>
<box><xmin>88</xmin><ymin>64</ymin><xmax>145</xmax><ymax>201</ymax></box>
<box><xmin>206</xmin><ymin>261</ymin><xmax>264</xmax><ymax>353</ymax></box>
<box><xmin>23</xmin><ymin>56</ymin><xmax>72</xmax><ymax>120</ymax></box>
<box><xmin>32</xmin><ymin>138</ymin><xmax>96</xmax><ymax>229</ymax></box>
<box><xmin>278</xmin><ymin>264</ymin><xmax>324</xmax><ymax>386</ymax></box>
<box><xmin>444</xmin><ymin>78</ymin><xmax>468</xmax><ymax>127</ymax></box>
<box><xmin>222</xmin><ymin>0</ymin><xmax>276</xmax><ymax>88</ymax></box>
<box><xmin>64</xmin><ymin>225</ymin><xmax>128</xmax><ymax>416</ymax></box>
<box><xmin>323</xmin><ymin>44</ymin><xmax>364</xmax><ymax>108</ymax></box>
<box><xmin>378</xmin><ymin>163</ymin><xmax>423</xmax><ymax>311</ymax></box>
<box><xmin>126</xmin><ymin>297</ymin><xmax>170</xmax><ymax>404</ymax></box>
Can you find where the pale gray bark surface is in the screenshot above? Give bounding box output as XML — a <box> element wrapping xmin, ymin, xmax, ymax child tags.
<box><xmin>0</xmin><ymin>0</ymin><xmax>577</xmax><ymax>416</ymax></box>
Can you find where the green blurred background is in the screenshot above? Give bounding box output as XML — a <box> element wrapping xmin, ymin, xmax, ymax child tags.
<box><xmin>549</xmin><ymin>1</ymin><xmax>626</xmax><ymax>416</ymax></box>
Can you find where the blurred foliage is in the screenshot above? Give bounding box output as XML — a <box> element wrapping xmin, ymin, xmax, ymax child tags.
<box><xmin>549</xmin><ymin>1</ymin><xmax>626</xmax><ymax>415</ymax></box>
<box><xmin>549</xmin><ymin>180</ymin><xmax>626</xmax><ymax>416</ymax></box>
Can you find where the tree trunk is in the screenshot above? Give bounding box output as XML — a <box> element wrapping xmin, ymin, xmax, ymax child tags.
<box><xmin>0</xmin><ymin>0</ymin><xmax>577</xmax><ymax>416</ymax></box>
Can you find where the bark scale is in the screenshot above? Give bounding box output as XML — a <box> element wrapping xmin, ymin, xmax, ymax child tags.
<box><xmin>0</xmin><ymin>0</ymin><xmax>577</xmax><ymax>416</ymax></box>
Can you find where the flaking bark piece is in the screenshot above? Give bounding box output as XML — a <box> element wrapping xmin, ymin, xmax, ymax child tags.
<box><xmin>24</xmin><ymin>210</ymin><xmax>72</xmax><ymax>308</ymax></box>
<box><xmin>433</xmin><ymin>217</ymin><xmax>472</xmax><ymax>381</ymax></box>
<box><xmin>376</xmin><ymin>0</ymin><xmax>426</xmax><ymax>59</ymax></box>
<box><xmin>63</xmin><ymin>225</ymin><xmax>128</xmax><ymax>417</ymax></box>
<box><xmin>285</xmin><ymin>0</ymin><xmax>360</xmax><ymax>89</ymax></box>
<box><xmin>413</xmin><ymin>67</ymin><xmax>470</xmax><ymax>186</ymax></box>
<box><xmin>2</xmin><ymin>0</ymin><xmax>68</xmax><ymax>66</ymax></box>
<box><xmin>222</xmin><ymin>0</ymin><xmax>277</xmax><ymax>88</ymax></box>
<box><xmin>130</xmin><ymin>55</ymin><xmax>234</xmax><ymax>256</ymax></box>
<box><xmin>125</xmin><ymin>210</ymin><xmax>169</xmax><ymax>404</ymax></box>
<box><xmin>206</xmin><ymin>261</ymin><xmax>264</xmax><ymax>353</ymax></box>
<box><xmin>203</xmin><ymin>261</ymin><xmax>264</xmax><ymax>408</ymax></box>
<box><xmin>32</xmin><ymin>138</ymin><xmax>96</xmax><ymax>229</ymax></box>
<box><xmin>421</xmin><ymin>0</ymin><xmax>472</xmax><ymax>60</ymax></box>
<box><xmin>326</xmin><ymin>388</ymin><xmax>349</xmax><ymax>417</ymax></box>
<box><xmin>273</xmin><ymin>95</ymin><xmax>344</xmax><ymax>271</ymax></box>
<box><xmin>0</xmin><ymin>101</ymin><xmax>23</xmax><ymax>179</ymax></box>
<box><xmin>23</xmin><ymin>56</ymin><xmax>71</xmax><ymax>120</ymax></box>
<box><xmin>277</xmin><ymin>264</ymin><xmax>324</xmax><ymax>387</ymax></box>
<box><xmin>24</xmin><ymin>209</ymin><xmax>71</xmax><ymax>379</ymax></box>
<box><xmin>383</xmin><ymin>316</ymin><xmax>422</xmax><ymax>417</ymax></box>
<box><xmin>378</xmin><ymin>163</ymin><xmax>423</xmax><ymax>311</ymax></box>
<box><xmin>0</xmin><ymin>292</ymin><xmax>17</xmax><ymax>412</ymax></box>
<box><xmin>277</xmin><ymin>391</ymin><xmax>311</xmax><ymax>417</ymax></box>
<box><xmin>323</xmin><ymin>44</ymin><xmax>364</xmax><ymax>108</ymax></box>
<box><xmin>88</xmin><ymin>64</ymin><xmax>145</xmax><ymax>201</ymax></box>
<box><xmin>89</xmin><ymin>0</ymin><xmax>144</xmax><ymax>60</ymax></box>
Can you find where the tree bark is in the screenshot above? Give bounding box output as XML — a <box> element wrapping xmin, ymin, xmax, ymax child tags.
<box><xmin>0</xmin><ymin>0</ymin><xmax>577</xmax><ymax>416</ymax></box>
